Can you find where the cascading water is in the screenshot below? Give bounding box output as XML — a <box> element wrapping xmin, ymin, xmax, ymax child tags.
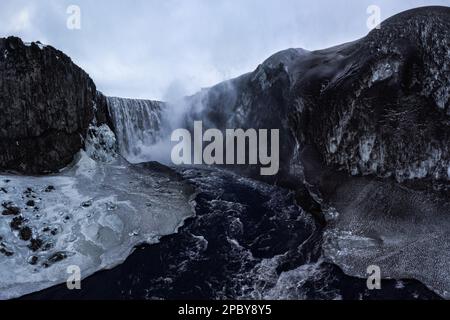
<box><xmin>107</xmin><ymin>97</ymin><xmax>165</xmax><ymax>163</ymax></box>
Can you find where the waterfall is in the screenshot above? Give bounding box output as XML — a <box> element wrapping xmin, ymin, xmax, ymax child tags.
<box><xmin>107</xmin><ymin>97</ymin><xmax>165</xmax><ymax>163</ymax></box>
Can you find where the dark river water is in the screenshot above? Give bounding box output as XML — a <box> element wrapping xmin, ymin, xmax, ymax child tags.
<box><xmin>21</xmin><ymin>167</ymin><xmax>440</xmax><ymax>300</ymax></box>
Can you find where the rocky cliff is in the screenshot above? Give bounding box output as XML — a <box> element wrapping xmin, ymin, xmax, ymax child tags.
<box><xmin>176</xmin><ymin>7</ymin><xmax>449</xmax><ymax>189</ymax></box>
<box><xmin>289</xmin><ymin>6</ymin><xmax>450</xmax><ymax>186</ymax></box>
<box><xmin>0</xmin><ymin>37</ymin><xmax>97</xmax><ymax>174</ymax></box>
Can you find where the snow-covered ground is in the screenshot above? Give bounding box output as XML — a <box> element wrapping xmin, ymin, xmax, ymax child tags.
<box><xmin>0</xmin><ymin>152</ymin><xmax>195</xmax><ymax>299</ymax></box>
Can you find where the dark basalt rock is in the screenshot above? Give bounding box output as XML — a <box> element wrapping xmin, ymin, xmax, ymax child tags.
<box><xmin>1</xmin><ymin>201</ymin><xmax>20</xmax><ymax>216</ymax></box>
<box><xmin>80</xmin><ymin>200</ymin><xmax>92</xmax><ymax>208</ymax></box>
<box><xmin>26</xmin><ymin>200</ymin><xmax>35</xmax><ymax>207</ymax></box>
<box><xmin>28</xmin><ymin>238</ymin><xmax>43</xmax><ymax>252</ymax></box>
<box><xmin>10</xmin><ymin>216</ymin><xmax>24</xmax><ymax>231</ymax></box>
<box><xmin>0</xmin><ymin>247</ymin><xmax>13</xmax><ymax>257</ymax></box>
<box><xmin>94</xmin><ymin>91</ymin><xmax>115</xmax><ymax>129</ymax></box>
<box><xmin>0</xmin><ymin>36</ymin><xmax>96</xmax><ymax>174</ymax></box>
<box><xmin>0</xmin><ymin>236</ymin><xmax>14</xmax><ymax>257</ymax></box>
<box><xmin>19</xmin><ymin>227</ymin><xmax>32</xmax><ymax>241</ymax></box>
<box><xmin>181</xmin><ymin>48</ymin><xmax>307</xmax><ymax>180</ymax></box>
<box><xmin>1</xmin><ymin>208</ymin><xmax>19</xmax><ymax>216</ymax></box>
<box><xmin>28</xmin><ymin>256</ymin><xmax>38</xmax><ymax>265</ymax></box>
<box><xmin>182</xmin><ymin>7</ymin><xmax>450</xmax><ymax>189</ymax></box>
<box><xmin>288</xmin><ymin>6</ymin><xmax>450</xmax><ymax>185</ymax></box>
<box><xmin>43</xmin><ymin>252</ymin><xmax>68</xmax><ymax>268</ymax></box>
<box><xmin>44</xmin><ymin>185</ymin><xmax>55</xmax><ymax>192</ymax></box>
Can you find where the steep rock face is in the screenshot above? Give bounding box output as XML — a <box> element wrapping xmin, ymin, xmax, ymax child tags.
<box><xmin>94</xmin><ymin>91</ymin><xmax>114</xmax><ymax>129</ymax></box>
<box><xmin>181</xmin><ymin>48</ymin><xmax>308</xmax><ymax>179</ymax></box>
<box><xmin>289</xmin><ymin>6</ymin><xmax>450</xmax><ymax>185</ymax></box>
<box><xmin>0</xmin><ymin>37</ymin><xmax>96</xmax><ymax>174</ymax></box>
<box><xmin>280</xmin><ymin>6</ymin><xmax>450</xmax><ymax>297</ymax></box>
<box><xmin>178</xmin><ymin>7</ymin><xmax>449</xmax><ymax>186</ymax></box>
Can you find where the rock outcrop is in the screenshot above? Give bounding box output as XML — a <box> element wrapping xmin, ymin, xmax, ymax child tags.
<box><xmin>179</xmin><ymin>48</ymin><xmax>308</xmax><ymax>179</ymax></box>
<box><xmin>289</xmin><ymin>6</ymin><xmax>450</xmax><ymax>186</ymax></box>
<box><xmin>0</xmin><ymin>37</ymin><xmax>96</xmax><ymax>174</ymax></box>
<box><xmin>174</xmin><ymin>7</ymin><xmax>449</xmax><ymax>188</ymax></box>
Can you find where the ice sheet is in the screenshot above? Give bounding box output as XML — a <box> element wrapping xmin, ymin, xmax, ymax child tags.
<box><xmin>0</xmin><ymin>152</ymin><xmax>195</xmax><ymax>299</ymax></box>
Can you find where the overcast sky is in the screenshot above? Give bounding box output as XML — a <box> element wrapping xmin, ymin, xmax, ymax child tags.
<box><xmin>0</xmin><ymin>0</ymin><xmax>448</xmax><ymax>99</ymax></box>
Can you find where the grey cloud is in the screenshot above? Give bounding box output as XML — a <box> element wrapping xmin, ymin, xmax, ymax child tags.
<box><xmin>0</xmin><ymin>0</ymin><xmax>447</xmax><ymax>99</ymax></box>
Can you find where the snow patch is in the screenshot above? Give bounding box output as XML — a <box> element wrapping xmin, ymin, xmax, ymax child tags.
<box><xmin>370</xmin><ymin>60</ymin><xmax>399</xmax><ymax>85</ymax></box>
<box><xmin>23</xmin><ymin>41</ymin><xmax>45</xmax><ymax>49</ymax></box>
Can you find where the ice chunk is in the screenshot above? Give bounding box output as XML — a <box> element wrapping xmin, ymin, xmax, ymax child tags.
<box><xmin>85</xmin><ymin>124</ymin><xmax>118</xmax><ymax>163</ymax></box>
